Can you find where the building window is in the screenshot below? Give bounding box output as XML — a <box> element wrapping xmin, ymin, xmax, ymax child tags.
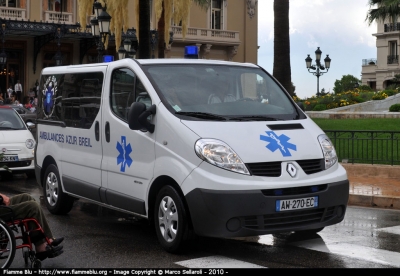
<box><xmin>1</xmin><ymin>0</ymin><xmax>20</xmax><ymax>7</ymax></box>
<box><xmin>211</xmin><ymin>0</ymin><xmax>223</xmax><ymax>30</ymax></box>
<box><xmin>48</xmin><ymin>0</ymin><xmax>67</xmax><ymax>12</ymax></box>
<box><xmin>388</xmin><ymin>41</ymin><xmax>398</xmax><ymax>64</ymax></box>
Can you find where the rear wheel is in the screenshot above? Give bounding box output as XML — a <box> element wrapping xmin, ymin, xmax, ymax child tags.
<box><xmin>0</xmin><ymin>219</ymin><xmax>16</xmax><ymax>268</ymax></box>
<box><xmin>43</xmin><ymin>164</ymin><xmax>74</xmax><ymax>215</ymax></box>
<box><xmin>154</xmin><ymin>185</ymin><xmax>193</xmax><ymax>253</ymax></box>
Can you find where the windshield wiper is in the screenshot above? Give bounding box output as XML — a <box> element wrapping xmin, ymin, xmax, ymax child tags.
<box><xmin>0</xmin><ymin>127</ymin><xmax>20</xmax><ymax>130</ymax></box>
<box><xmin>228</xmin><ymin>115</ymin><xmax>280</xmax><ymax>121</ymax></box>
<box><xmin>175</xmin><ymin>112</ymin><xmax>228</xmax><ymax>121</ymax></box>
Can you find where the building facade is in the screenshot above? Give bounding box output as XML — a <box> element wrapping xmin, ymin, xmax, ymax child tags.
<box><xmin>0</xmin><ymin>0</ymin><xmax>258</xmax><ymax>99</ymax></box>
<box><xmin>361</xmin><ymin>18</ymin><xmax>400</xmax><ymax>91</ymax></box>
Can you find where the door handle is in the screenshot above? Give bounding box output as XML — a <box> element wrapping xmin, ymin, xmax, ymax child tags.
<box><xmin>105</xmin><ymin>121</ymin><xmax>110</xmax><ymax>143</ymax></box>
<box><xmin>95</xmin><ymin>121</ymin><xmax>100</xmax><ymax>141</ymax></box>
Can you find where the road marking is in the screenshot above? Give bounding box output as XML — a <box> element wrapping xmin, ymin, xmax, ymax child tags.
<box><xmin>176</xmin><ymin>256</ymin><xmax>266</xmax><ymax>268</ymax></box>
<box><xmin>290</xmin><ymin>239</ymin><xmax>400</xmax><ymax>267</ymax></box>
<box><xmin>375</xmin><ymin>225</ymin><xmax>400</xmax><ymax>235</ymax></box>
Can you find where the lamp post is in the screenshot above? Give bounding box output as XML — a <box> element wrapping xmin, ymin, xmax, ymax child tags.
<box><xmin>53</xmin><ymin>27</ymin><xmax>63</xmax><ymax>66</ymax></box>
<box><xmin>305</xmin><ymin>47</ymin><xmax>331</xmax><ymax>97</ymax></box>
<box><xmin>90</xmin><ymin>1</ymin><xmax>111</xmax><ymax>63</ymax></box>
<box><xmin>0</xmin><ymin>23</ymin><xmax>7</xmax><ymax>70</ymax></box>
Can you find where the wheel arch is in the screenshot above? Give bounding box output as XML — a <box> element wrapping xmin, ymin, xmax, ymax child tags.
<box><xmin>147</xmin><ymin>175</ymin><xmax>193</xmax><ymax>229</ymax></box>
<box><xmin>40</xmin><ymin>156</ymin><xmax>58</xmax><ymax>187</ymax></box>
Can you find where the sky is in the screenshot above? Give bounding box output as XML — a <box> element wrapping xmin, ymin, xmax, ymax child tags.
<box><xmin>257</xmin><ymin>0</ymin><xmax>377</xmax><ymax>99</ymax></box>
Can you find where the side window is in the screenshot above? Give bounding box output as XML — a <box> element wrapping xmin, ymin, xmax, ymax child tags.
<box><xmin>57</xmin><ymin>72</ymin><xmax>102</xmax><ymax>129</ymax></box>
<box><xmin>111</xmin><ymin>68</ymin><xmax>151</xmax><ymax>121</ymax></box>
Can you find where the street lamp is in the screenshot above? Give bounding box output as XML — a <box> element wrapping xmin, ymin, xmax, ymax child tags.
<box><xmin>305</xmin><ymin>47</ymin><xmax>331</xmax><ymax>97</ymax></box>
<box><xmin>90</xmin><ymin>1</ymin><xmax>111</xmax><ymax>63</ymax></box>
<box><xmin>53</xmin><ymin>27</ymin><xmax>63</xmax><ymax>66</ymax></box>
<box><xmin>0</xmin><ymin>23</ymin><xmax>7</xmax><ymax>69</ymax></box>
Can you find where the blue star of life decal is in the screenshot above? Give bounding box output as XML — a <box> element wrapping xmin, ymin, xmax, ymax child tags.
<box><xmin>116</xmin><ymin>136</ymin><xmax>133</xmax><ymax>172</ymax></box>
<box><xmin>260</xmin><ymin>131</ymin><xmax>297</xmax><ymax>157</ymax></box>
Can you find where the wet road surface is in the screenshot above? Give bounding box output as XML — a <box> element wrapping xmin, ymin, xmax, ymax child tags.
<box><xmin>1</xmin><ymin>173</ymin><xmax>399</xmax><ymax>269</ymax></box>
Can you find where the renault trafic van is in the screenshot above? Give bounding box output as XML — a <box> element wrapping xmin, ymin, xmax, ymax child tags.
<box><xmin>35</xmin><ymin>58</ymin><xmax>349</xmax><ymax>252</ymax></box>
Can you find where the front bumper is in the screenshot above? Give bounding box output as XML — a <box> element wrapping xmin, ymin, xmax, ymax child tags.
<box><xmin>0</xmin><ymin>158</ymin><xmax>34</xmax><ymax>172</ymax></box>
<box><xmin>185</xmin><ymin>179</ymin><xmax>349</xmax><ymax>238</ymax></box>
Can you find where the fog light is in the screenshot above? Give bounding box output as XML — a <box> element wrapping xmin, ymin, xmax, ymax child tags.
<box><xmin>336</xmin><ymin>206</ymin><xmax>344</xmax><ymax>218</ymax></box>
<box><xmin>226</xmin><ymin>218</ymin><xmax>241</xmax><ymax>232</ymax></box>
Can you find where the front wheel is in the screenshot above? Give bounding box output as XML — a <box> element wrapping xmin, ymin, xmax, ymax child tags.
<box><xmin>43</xmin><ymin>164</ymin><xmax>74</xmax><ymax>215</ymax></box>
<box><xmin>0</xmin><ymin>219</ymin><xmax>16</xmax><ymax>268</ymax></box>
<box><xmin>154</xmin><ymin>186</ymin><xmax>193</xmax><ymax>253</ymax></box>
<box><xmin>294</xmin><ymin>227</ymin><xmax>325</xmax><ymax>236</ymax></box>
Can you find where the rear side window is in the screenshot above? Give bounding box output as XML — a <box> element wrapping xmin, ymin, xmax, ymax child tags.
<box><xmin>38</xmin><ymin>72</ymin><xmax>103</xmax><ymax>129</ymax></box>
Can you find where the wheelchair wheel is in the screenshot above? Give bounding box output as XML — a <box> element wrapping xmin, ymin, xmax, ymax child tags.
<box><xmin>0</xmin><ymin>219</ymin><xmax>16</xmax><ymax>268</ymax></box>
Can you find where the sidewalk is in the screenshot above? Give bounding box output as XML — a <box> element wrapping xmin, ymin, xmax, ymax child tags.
<box><xmin>342</xmin><ymin>163</ymin><xmax>400</xmax><ymax>210</ymax></box>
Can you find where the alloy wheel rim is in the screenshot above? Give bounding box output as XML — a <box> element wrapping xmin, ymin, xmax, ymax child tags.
<box><xmin>158</xmin><ymin>196</ymin><xmax>178</xmax><ymax>242</ymax></box>
<box><xmin>45</xmin><ymin>172</ymin><xmax>58</xmax><ymax>207</ymax></box>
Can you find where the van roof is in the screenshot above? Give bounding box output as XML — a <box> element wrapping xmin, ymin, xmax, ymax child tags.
<box><xmin>41</xmin><ymin>58</ymin><xmax>259</xmax><ymax>74</ymax></box>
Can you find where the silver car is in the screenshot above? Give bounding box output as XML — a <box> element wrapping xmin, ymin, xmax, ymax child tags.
<box><xmin>8</xmin><ymin>105</ymin><xmax>37</xmax><ymax>124</ymax></box>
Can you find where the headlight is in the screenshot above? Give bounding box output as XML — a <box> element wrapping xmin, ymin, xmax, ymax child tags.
<box><xmin>26</xmin><ymin>139</ymin><xmax>35</xmax><ymax>149</ymax></box>
<box><xmin>318</xmin><ymin>134</ymin><xmax>337</xmax><ymax>170</ymax></box>
<box><xmin>195</xmin><ymin>139</ymin><xmax>250</xmax><ymax>175</ymax></box>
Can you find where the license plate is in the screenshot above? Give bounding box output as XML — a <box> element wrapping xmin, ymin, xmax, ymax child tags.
<box><xmin>276</xmin><ymin>196</ymin><xmax>318</xmax><ymax>212</ymax></box>
<box><xmin>0</xmin><ymin>155</ymin><xmax>19</xmax><ymax>162</ymax></box>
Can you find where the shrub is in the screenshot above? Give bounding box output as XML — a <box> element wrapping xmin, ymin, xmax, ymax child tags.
<box><xmin>358</xmin><ymin>85</ymin><xmax>373</xmax><ymax>91</ymax></box>
<box><xmin>372</xmin><ymin>92</ymin><xmax>388</xmax><ymax>100</ymax></box>
<box><xmin>389</xmin><ymin>103</ymin><xmax>400</xmax><ymax>112</ymax></box>
<box><xmin>313</xmin><ymin>104</ymin><xmax>327</xmax><ymax>111</ymax></box>
<box><xmin>383</xmin><ymin>89</ymin><xmax>397</xmax><ymax>96</ymax></box>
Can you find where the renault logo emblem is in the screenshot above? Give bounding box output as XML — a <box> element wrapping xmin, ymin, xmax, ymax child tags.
<box><xmin>1</xmin><ymin>148</ymin><xmax>6</xmax><ymax>153</ymax></box>
<box><xmin>287</xmin><ymin>163</ymin><xmax>297</xmax><ymax>178</ymax></box>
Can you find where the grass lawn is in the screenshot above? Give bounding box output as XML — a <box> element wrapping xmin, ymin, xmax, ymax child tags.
<box><xmin>312</xmin><ymin>118</ymin><xmax>400</xmax><ymax>131</ymax></box>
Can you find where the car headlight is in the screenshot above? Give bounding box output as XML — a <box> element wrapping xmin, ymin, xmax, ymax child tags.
<box><xmin>318</xmin><ymin>134</ymin><xmax>337</xmax><ymax>170</ymax></box>
<box><xmin>195</xmin><ymin>139</ymin><xmax>250</xmax><ymax>175</ymax></box>
<box><xmin>26</xmin><ymin>139</ymin><xmax>35</xmax><ymax>149</ymax></box>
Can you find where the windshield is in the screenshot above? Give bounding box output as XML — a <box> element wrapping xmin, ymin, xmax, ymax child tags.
<box><xmin>144</xmin><ymin>64</ymin><xmax>304</xmax><ymax>121</ymax></box>
<box><xmin>0</xmin><ymin>108</ymin><xmax>26</xmax><ymax>130</ymax></box>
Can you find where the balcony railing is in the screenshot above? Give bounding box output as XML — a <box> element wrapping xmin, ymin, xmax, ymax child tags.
<box><xmin>384</xmin><ymin>23</ymin><xmax>400</xmax><ymax>32</ymax></box>
<box><xmin>362</xmin><ymin>58</ymin><xmax>377</xmax><ymax>66</ymax></box>
<box><xmin>171</xmin><ymin>26</ymin><xmax>240</xmax><ymax>45</ymax></box>
<box><xmin>387</xmin><ymin>55</ymin><xmax>399</xmax><ymax>64</ymax></box>
<box><xmin>0</xmin><ymin>7</ymin><xmax>27</xmax><ymax>20</ymax></box>
<box><xmin>44</xmin><ymin>11</ymin><xmax>73</xmax><ymax>24</ymax></box>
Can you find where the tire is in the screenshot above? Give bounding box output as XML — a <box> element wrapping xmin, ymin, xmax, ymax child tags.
<box><xmin>0</xmin><ymin>219</ymin><xmax>16</xmax><ymax>269</ymax></box>
<box><xmin>294</xmin><ymin>227</ymin><xmax>325</xmax><ymax>236</ymax></box>
<box><xmin>25</xmin><ymin>170</ymin><xmax>36</xmax><ymax>179</ymax></box>
<box><xmin>154</xmin><ymin>185</ymin><xmax>193</xmax><ymax>253</ymax></box>
<box><xmin>43</xmin><ymin>164</ymin><xmax>74</xmax><ymax>215</ymax></box>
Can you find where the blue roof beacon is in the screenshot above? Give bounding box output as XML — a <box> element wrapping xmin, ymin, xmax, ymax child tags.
<box><xmin>184</xmin><ymin>46</ymin><xmax>199</xmax><ymax>59</ymax></box>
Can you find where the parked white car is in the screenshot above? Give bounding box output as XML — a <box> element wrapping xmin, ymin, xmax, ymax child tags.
<box><xmin>0</xmin><ymin>106</ymin><xmax>36</xmax><ymax>178</ymax></box>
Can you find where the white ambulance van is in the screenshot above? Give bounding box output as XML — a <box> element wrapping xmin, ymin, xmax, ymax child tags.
<box><xmin>35</xmin><ymin>55</ymin><xmax>349</xmax><ymax>252</ymax></box>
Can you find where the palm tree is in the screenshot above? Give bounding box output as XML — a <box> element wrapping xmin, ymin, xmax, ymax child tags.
<box><xmin>139</xmin><ymin>0</ymin><xmax>151</xmax><ymax>58</ymax></box>
<box><xmin>156</xmin><ymin>0</ymin><xmax>210</xmax><ymax>58</ymax></box>
<box><xmin>366</xmin><ymin>0</ymin><xmax>400</xmax><ymax>26</ymax></box>
<box><xmin>272</xmin><ymin>0</ymin><xmax>293</xmax><ymax>96</ymax></box>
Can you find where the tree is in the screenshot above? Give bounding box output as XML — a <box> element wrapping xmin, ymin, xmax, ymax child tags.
<box><xmin>155</xmin><ymin>0</ymin><xmax>210</xmax><ymax>58</ymax></box>
<box><xmin>273</xmin><ymin>0</ymin><xmax>293</xmax><ymax>96</ymax></box>
<box><xmin>139</xmin><ymin>0</ymin><xmax>151</xmax><ymax>58</ymax></box>
<box><xmin>366</xmin><ymin>0</ymin><xmax>400</xmax><ymax>26</ymax></box>
<box><xmin>333</xmin><ymin>75</ymin><xmax>360</xmax><ymax>94</ymax></box>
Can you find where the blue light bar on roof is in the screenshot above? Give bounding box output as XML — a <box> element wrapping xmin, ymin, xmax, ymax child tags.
<box><xmin>103</xmin><ymin>55</ymin><xmax>114</xmax><ymax>63</ymax></box>
<box><xmin>184</xmin><ymin>46</ymin><xmax>198</xmax><ymax>59</ymax></box>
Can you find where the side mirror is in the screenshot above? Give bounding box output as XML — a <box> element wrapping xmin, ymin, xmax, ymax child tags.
<box><xmin>296</xmin><ymin>102</ymin><xmax>305</xmax><ymax>112</ymax></box>
<box><xmin>128</xmin><ymin>102</ymin><xmax>157</xmax><ymax>133</ymax></box>
<box><xmin>26</xmin><ymin>122</ymin><xmax>36</xmax><ymax>129</ymax></box>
